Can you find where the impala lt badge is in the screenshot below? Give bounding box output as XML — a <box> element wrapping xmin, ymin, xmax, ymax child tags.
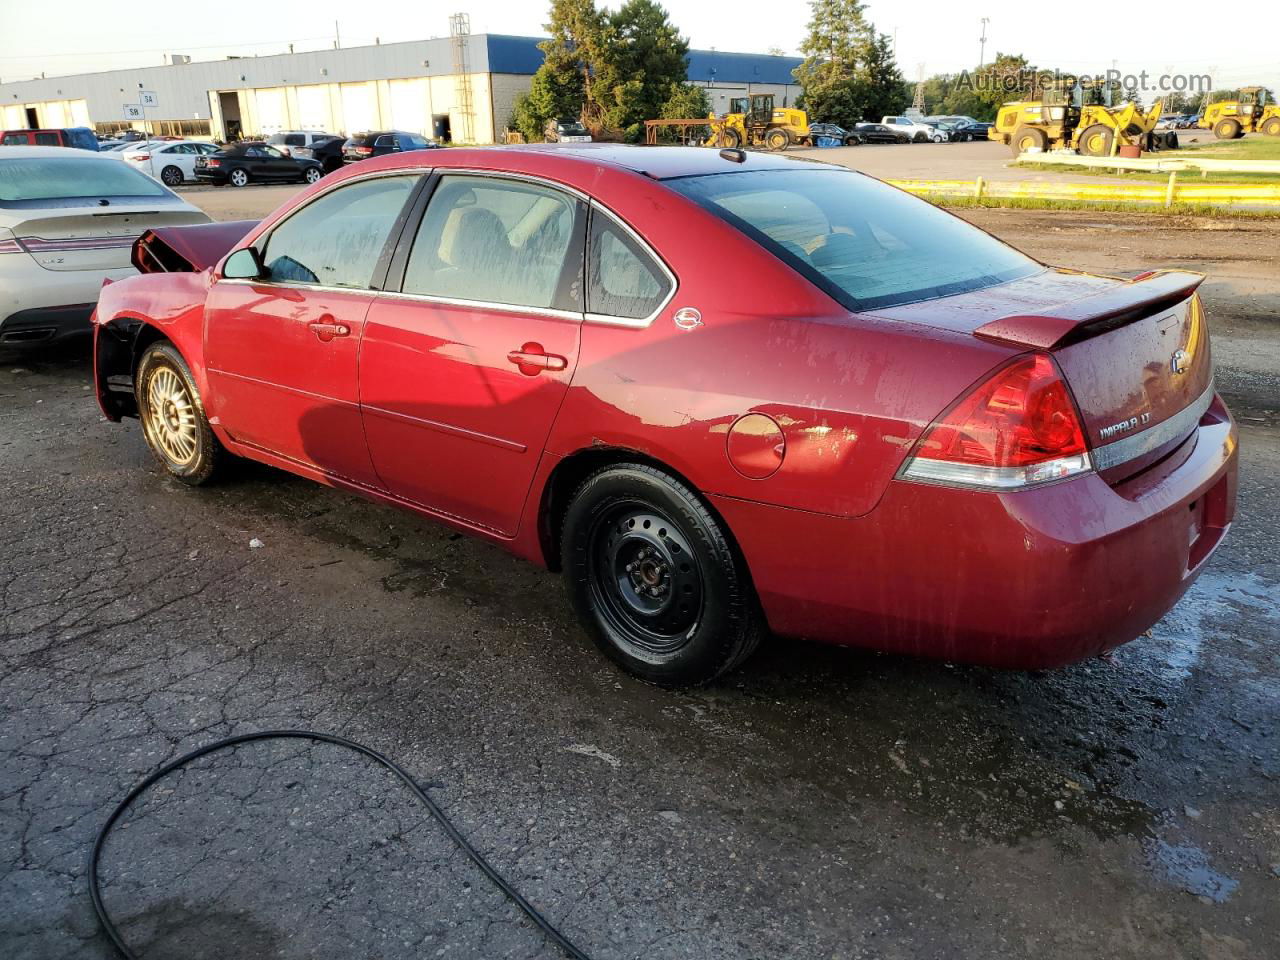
<box><xmin>1171</xmin><ymin>349</ymin><xmax>1190</xmax><ymax>374</ymax></box>
<box><xmin>1099</xmin><ymin>410</ymin><xmax>1153</xmax><ymax>441</ymax></box>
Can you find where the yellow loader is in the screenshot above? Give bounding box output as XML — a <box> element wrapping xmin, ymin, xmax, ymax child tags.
<box><xmin>1199</xmin><ymin>87</ymin><xmax>1280</xmax><ymax>139</ymax></box>
<box><xmin>706</xmin><ymin>94</ymin><xmax>811</xmax><ymax>151</ymax></box>
<box><xmin>990</xmin><ymin>82</ymin><xmax>1166</xmax><ymax>157</ymax></box>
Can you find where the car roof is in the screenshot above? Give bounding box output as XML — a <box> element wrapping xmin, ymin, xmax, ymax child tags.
<box><xmin>454</xmin><ymin>144</ymin><xmax>822</xmax><ymax>180</ymax></box>
<box><xmin>0</xmin><ymin>145</ymin><xmax>116</xmax><ymax>160</ymax></box>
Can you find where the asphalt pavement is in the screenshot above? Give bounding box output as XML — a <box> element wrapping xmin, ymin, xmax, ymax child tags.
<box><xmin>1</xmin><ymin>198</ymin><xmax>1277</xmax><ymax>960</ymax></box>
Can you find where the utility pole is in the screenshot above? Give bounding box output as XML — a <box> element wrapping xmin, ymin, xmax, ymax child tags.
<box><xmin>978</xmin><ymin>17</ymin><xmax>989</xmax><ymax>67</ymax></box>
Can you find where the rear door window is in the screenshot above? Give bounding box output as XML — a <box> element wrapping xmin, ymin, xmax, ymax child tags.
<box><xmin>586</xmin><ymin>212</ymin><xmax>672</xmax><ymax>321</ymax></box>
<box><xmin>260</xmin><ymin>175</ymin><xmax>418</xmax><ymax>287</ymax></box>
<box><xmin>401</xmin><ymin>175</ymin><xmax>582</xmax><ymax>311</ymax></box>
<box><xmin>34</xmin><ymin>132</ymin><xmax>61</xmax><ymax>146</ymax></box>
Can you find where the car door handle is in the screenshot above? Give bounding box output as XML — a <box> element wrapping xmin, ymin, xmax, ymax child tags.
<box><xmin>309</xmin><ymin>317</ymin><xmax>350</xmax><ymax>342</ymax></box>
<box><xmin>507</xmin><ymin>343</ymin><xmax>568</xmax><ymax>375</ymax></box>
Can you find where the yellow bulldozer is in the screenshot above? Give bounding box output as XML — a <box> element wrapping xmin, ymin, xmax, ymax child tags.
<box><xmin>1199</xmin><ymin>87</ymin><xmax>1280</xmax><ymax>139</ymax></box>
<box><xmin>990</xmin><ymin>81</ymin><xmax>1166</xmax><ymax>157</ymax></box>
<box><xmin>706</xmin><ymin>94</ymin><xmax>811</xmax><ymax>150</ymax></box>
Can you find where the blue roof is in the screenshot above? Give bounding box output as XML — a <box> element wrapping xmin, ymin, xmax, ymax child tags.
<box><xmin>685</xmin><ymin>50</ymin><xmax>802</xmax><ymax>86</ymax></box>
<box><xmin>485</xmin><ymin>35</ymin><xmax>801</xmax><ymax>85</ymax></box>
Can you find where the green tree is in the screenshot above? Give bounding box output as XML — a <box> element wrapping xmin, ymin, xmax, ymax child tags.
<box><xmin>605</xmin><ymin>0</ymin><xmax>690</xmax><ymax>138</ymax></box>
<box><xmin>793</xmin><ymin>0</ymin><xmax>904</xmax><ymax>125</ymax></box>
<box><xmin>793</xmin><ymin>0</ymin><xmax>873</xmax><ymax>128</ymax></box>
<box><xmin>512</xmin><ymin>65</ymin><xmax>582</xmax><ymax>142</ymax></box>
<box><xmin>540</xmin><ymin>0</ymin><xmax>611</xmax><ymax>129</ymax></box>
<box><xmin>860</xmin><ymin>32</ymin><xmax>905</xmax><ymax>119</ymax></box>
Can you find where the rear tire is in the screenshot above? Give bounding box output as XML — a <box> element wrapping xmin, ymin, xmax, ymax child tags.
<box><xmin>1077</xmin><ymin>123</ymin><xmax>1114</xmax><ymax>157</ymax></box>
<box><xmin>1213</xmin><ymin>118</ymin><xmax>1241</xmax><ymax>140</ymax></box>
<box><xmin>843</xmin><ymin>134</ymin><xmax>862</xmax><ymax>146</ymax></box>
<box><xmin>1262</xmin><ymin>117</ymin><xmax>1280</xmax><ymax>137</ymax></box>
<box><xmin>159</xmin><ymin>165</ymin><xmax>183</xmax><ymax>187</ymax></box>
<box><xmin>135</xmin><ymin>342</ymin><xmax>223</xmax><ymax>486</ymax></box>
<box><xmin>1011</xmin><ymin>125</ymin><xmax>1049</xmax><ymax>156</ymax></box>
<box><xmin>228</xmin><ymin>168</ymin><xmax>249</xmax><ymax>187</ymax></box>
<box><xmin>1163</xmin><ymin>131</ymin><xmax>1180</xmax><ymax>150</ymax></box>
<box><xmin>561</xmin><ymin>464</ymin><xmax>764</xmax><ymax>686</ymax></box>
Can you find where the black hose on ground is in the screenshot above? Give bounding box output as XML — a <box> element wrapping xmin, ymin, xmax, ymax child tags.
<box><xmin>88</xmin><ymin>729</ymin><xmax>594</xmax><ymax>960</ymax></box>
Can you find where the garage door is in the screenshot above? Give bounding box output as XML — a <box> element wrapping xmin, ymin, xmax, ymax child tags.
<box><xmin>295</xmin><ymin>85</ymin><xmax>331</xmax><ymax>133</ymax></box>
<box><xmin>69</xmin><ymin>100</ymin><xmax>90</xmax><ymax>127</ymax></box>
<box><xmin>388</xmin><ymin>79</ymin><xmax>429</xmax><ymax>136</ymax></box>
<box><xmin>340</xmin><ymin>83</ymin><xmax>376</xmax><ymax>135</ymax></box>
<box><xmin>253</xmin><ymin>88</ymin><xmax>288</xmax><ymax>135</ymax></box>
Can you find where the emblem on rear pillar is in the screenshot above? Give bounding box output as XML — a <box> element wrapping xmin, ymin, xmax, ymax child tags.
<box><xmin>1171</xmin><ymin>349</ymin><xmax>1189</xmax><ymax>374</ymax></box>
<box><xmin>673</xmin><ymin>307</ymin><xmax>703</xmax><ymax>331</ymax></box>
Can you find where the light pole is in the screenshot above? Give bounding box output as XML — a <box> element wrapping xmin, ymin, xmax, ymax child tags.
<box><xmin>979</xmin><ymin>17</ymin><xmax>990</xmax><ymax>67</ymax></box>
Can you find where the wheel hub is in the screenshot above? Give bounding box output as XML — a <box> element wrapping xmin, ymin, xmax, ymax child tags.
<box><xmin>145</xmin><ymin>367</ymin><xmax>198</xmax><ymax>466</ymax></box>
<box><xmin>590</xmin><ymin>506</ymin><xmax>702</xmax><ymax>654</ymax></box>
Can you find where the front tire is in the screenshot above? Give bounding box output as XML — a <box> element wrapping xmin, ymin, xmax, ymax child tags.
<box><xmin>228</xmin><ymin>168</ymin><xmax>249</xmax><ymax>187</ymax></box>
<box><xmin>136</xmin><ymin>342</ymin><xmax>223</xmax><ymax>485</ymax></box>
<box><xmin>1077</xmin><ymin>123</ymin><xmax>1114</xmax><ymax>157</ymax></box>
<box><xmin>160</xmin><ymin>165</ymin><xmax>183</xmax><ymax>187</ymax></box>
<box><xmin>1213</xmin><ymin>118</ymin><xmax>1241</xmax><ymax>140</ymax></box>
<box><xmin>1011</xmin><ymin>125</ymin><xmax>1049</xmax><ymax>156</ymax></box>
<box><xmin>561</xmin><ymin>464</ymin><xmax>764</xmax><ymax>686</ymax></box>
<box><xmin>1262</xmin><ymin>117</ymin><xmax>1280</xmax><ymax>137</ymax></box>
<box><xmin>303</xmin><ymin>166</ymin><xmax>322</xmax><ymax>184</ymax></box>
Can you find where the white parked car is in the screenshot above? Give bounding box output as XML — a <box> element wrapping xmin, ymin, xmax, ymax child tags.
<box><xmin>265</xmin><ymin>131</ymin><xmax>335</xmax><ymax>157</ymax></box>
<box><xmin>117</xmin><ymin>140</ymin><xmax>221</xmax><ymax>186</ymax></box>
<box><xmin>0</xmin><ymin>146</ymin><xmax>209</xmax><ymax>349</ymax></box>
<box><xmin>880</xmin><ymin>115</ymin><xmax>945</xmax><ymax>143</ymax></box>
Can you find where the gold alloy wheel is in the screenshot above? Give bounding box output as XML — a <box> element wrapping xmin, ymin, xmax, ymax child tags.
<box><xmin>145</xmin><ymin>367</ymin><xmax>198</xmax><ymax>465</ymax></box>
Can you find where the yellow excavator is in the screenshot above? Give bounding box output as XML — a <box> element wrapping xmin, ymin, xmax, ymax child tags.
<box><xmin>706</xmin><ymin>94</ymin><xmax>811</xmax><ymax>150</ymax></box>
<box><xmin>990</xmin><ymin>81</ymin><xmax>1166</xmax><ymax>157</ymax></box>
<box><xmin>1199</xmin><ymin>87</ymin><xmax>1280</xmax><ymax>139</ymax></box>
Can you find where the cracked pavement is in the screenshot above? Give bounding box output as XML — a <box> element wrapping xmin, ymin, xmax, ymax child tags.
<box><xmin>1</xmin><ymin>204</ymin><xmax>1278</xmax><ymax>959</ymax></box>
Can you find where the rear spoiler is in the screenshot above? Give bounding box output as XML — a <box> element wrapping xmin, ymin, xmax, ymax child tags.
<box><xmin>132</xmin><ymin>219</ymin><xmax>259</xmax><ymax>274</ymax></box>
<box><xmin>974</xmin><ymin>270</ymin><xmax>1205</xmax><ymax>350</ymax></box>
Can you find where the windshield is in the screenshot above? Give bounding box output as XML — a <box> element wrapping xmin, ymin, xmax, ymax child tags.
<box><xmin>668</xmin><ymin>168</ymin><xmax>1041</xmax><ymax>311</ymax></box>
<box><xmin>0</xmin><ymin>156</ymin><xmax>170</xmax><ymax>205</ymax></box>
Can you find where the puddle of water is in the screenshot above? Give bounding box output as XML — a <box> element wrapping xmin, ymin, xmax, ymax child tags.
<box><xmin>1147</xmin><ymin>570</ymin><xmax>1280</xmax><ymax>681</ymax></box>
<box><xmin>1145</xmin><ymin>838</ymin><xmax>1240</xmax><ymax>902</ymax></box>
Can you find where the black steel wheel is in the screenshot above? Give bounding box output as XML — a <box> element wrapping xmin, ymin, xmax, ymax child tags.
<box><xmin>561</xmin><ymin>463</ymin><xmax>764</xmax><ymax>685</ymax></box>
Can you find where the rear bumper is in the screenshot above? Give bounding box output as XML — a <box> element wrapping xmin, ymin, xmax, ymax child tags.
<box><xmin>0</xmin><ymin>303</ymin><xmax>95</xmax><ymax>347</ymax></box>
<box><xmin>194</xmin><ymin>170</ymin><xmax>228</xmax><ymax>184</ymax></box>
<box><xmin>714</xmin><ymin>395</ymin><xmax>1239</xmax><ymax>669</ymax></box>
<box><xmin>1</xmin><ymin>260</ymin><xmax>136</xmax><ymax>348</ymax></box>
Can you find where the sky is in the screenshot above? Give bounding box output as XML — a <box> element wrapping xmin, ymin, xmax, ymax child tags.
<box><xmin>2</xmin><ymin>0</ymin><xmax>1277</xmax><ymax>97</ymax></box>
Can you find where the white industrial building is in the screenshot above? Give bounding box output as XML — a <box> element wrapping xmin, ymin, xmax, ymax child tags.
<box><xmin>0</xmin><ymin>31</ymin><xmax>803</xmax><ymax>144</ymax></box>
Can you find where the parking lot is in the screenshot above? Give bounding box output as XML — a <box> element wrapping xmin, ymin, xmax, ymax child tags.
<box><xmin>2</xmin><ymin>180</ymin><xmax>1279</xmax><ymax>960</ymax></box>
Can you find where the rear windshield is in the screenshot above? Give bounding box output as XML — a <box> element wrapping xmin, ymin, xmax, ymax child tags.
<box><xmin>668</xmin><ymin>168</ymin><xmax>1040</xmax><ymax>310</ymax></box>
<box><xmin>0</xmin><ymin>156</ymin><xmax>170</xmax><ymax>206</ymax></box>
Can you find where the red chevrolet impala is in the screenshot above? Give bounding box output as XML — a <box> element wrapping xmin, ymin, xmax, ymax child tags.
<box><xmin>93</xmin><ymin>145</ymin><xmax>1237</xmax><ymax>684</ymax></box>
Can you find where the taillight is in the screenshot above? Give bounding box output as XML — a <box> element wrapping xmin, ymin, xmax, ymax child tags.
<box><xmin>206</xmin><ymin>158</ymin><xmax>221</xmax><ymax>167</ymax></box>
<box><xmin>0</xmin><ymin>237</ymin><xmax>22</xmax><ymax>255</ymax></box>
<box><xmin>128</xmin><ymin>153</ymin><xmax>150</xmax><ymax>162</ymax></box>
<box><xmin>355</xmin><ymin>146</ymin><xmax>373</xmax><ymax>155</ymax></box>
<box><xmin>900</xmin><ymin>353</ymin><xmax>1092</xmax><ymax>490</ymax></box>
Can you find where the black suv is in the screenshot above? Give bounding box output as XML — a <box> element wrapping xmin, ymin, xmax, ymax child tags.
<box><xmin>342</xmin><ymin>131</ymin><xmax>439</xmax><ymax>163</ymax></box>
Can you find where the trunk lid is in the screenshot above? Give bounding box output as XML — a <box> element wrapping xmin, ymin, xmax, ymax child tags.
<box><xmin>11</xmin><ymin>206</ymin><xmax>210</xmax><ymax>272</ymax></box>
<box><xmin>874</xmin><ymin>269</ymin><xmax>1213</xmax><ymax>478</ymax></box>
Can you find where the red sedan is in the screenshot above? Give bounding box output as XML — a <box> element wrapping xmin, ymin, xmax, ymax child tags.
<box><xmin>92</xmin><ymin>145</ymin><xmax>1237</xmax><ymax>684</ymax></box>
